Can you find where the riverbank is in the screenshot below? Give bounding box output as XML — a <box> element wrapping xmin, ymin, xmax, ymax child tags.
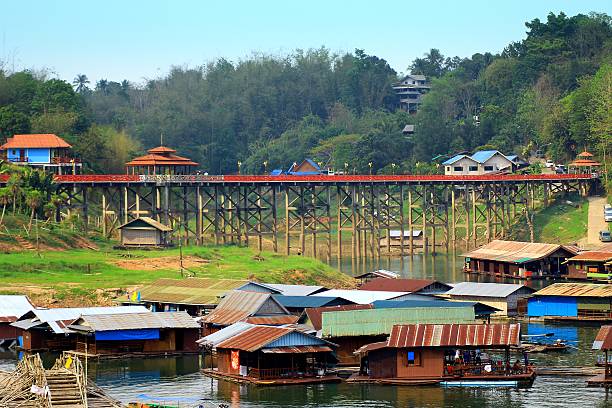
<box><xmin>0</xmin><ymin>244</ymin><xmax>354</xmax><ymax>307</ymax></box>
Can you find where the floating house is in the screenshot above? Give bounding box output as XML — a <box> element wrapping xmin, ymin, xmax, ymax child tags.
<box><xmin>311</xmin><ymin>289</ymin><xmax>412</xmax><ymax>304</ymax></box>
<box><xmin>319</xmin><ymin>303</ymin><xmax>476</xmax><ymax>365</ymax></box>
<box><xmin>588</xmin><ymin>325</ymin><xmax>612</xmax><ymax>386</ymax></box>
<box><xmin>359</xmin><ymin>278</ymin><xmax>452</xmax><ymax>295</ymax></box>
<box><xmin>11</xmin><ymin>306</ymin><xmax>149</xmax><ymax>351</ymax></box>
<box><xmin>118</xmin><ymin>217</ymin><xmax>172</xmax><ymax>247</ymax></box>
<box><xmin>122</xmin><ymin>278</ymin><xmax>250</xmax><ymax>315</ymax></box>
<box><xmin>565</xmin><ymin>250</ymin><xmax>612</xmax><ymax>280</ymax></box>
<box><xmin>463</xmin><ymin>240</ymin><xmax>580</xmax><ymax>279</ymax></box>
<box><xmin>0</xmin><ymin>295</ymin><xmax>34</xmax><ymax>346</ymax></box>
<box><xmin>0</xmin><ymin>133</ymin><xmax>82</xmax><ymax>174</ymax></box>
<box><xmin>201</xmin><ymin>324</ymin><xmax>340</xmax><ymax>385</ymax></box>
<box><xmin>441</xmin><ymin>282</ymin><xmax>535</xmax><ymax>316</ymax></box>
<box><xmin>69</xmin><ymin>311</ymin><xmax>200</xmax><ymax>357</ymax></box>
<box><xmin>354</xmin><ymin>270</ymin><xmax>399</xmax><ymax>285</ymax></box>
<box><xmin>272</xmin><ymin>295</ymin><xmax>355</xmax><ymax>315</ymax></box>
<box><xmin>352</xmin><ymin>323</ymin><xmax>535</xmax><ymax>386</ymax></box>
<box><xmin>125</xmin><ymin>145</ymin><xmax>198</xmax><ymax>175</ymax></box>
<box><xmin>202</xmin><ymin>291</ymin><xmax>297</xmax><ymax>335</ymax></box>
<box><xmin>527</xmin><ymin>283</ymin><xmax>612</xmax><ymax>321</ymax></box>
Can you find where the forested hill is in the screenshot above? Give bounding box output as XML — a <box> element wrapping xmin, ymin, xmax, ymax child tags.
<box><xmin>0</xmin><ymin>12</ymin><xmax>610</xmax><ymax>175</ymax></box>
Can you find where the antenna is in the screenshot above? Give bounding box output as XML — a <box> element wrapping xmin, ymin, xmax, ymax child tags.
<box><xmin>160</xmin><ymin>132</ymin><xmax>164</xmax><ymax>146</ymax></box>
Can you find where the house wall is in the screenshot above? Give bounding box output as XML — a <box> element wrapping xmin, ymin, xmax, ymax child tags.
<box><xmin>527</xmin><ymin>296</ymin><xmax>578</xmax><ymax>317</ymax></box>
<box><xmin>217</xmin><ymin>348</ymin><xmax>240</xmax><ymax>375</ymax></box>
<box><xmin>0</xmin><ymin>323</ymin><xmax>20</xmax><ymax>340</ymax></box>
<box><xmin>395</xmin><ymin>348</ymin><xmax>445</xmax><ymax>379</ymax></box>
<box><xmin>444</xmin><ymin>157</ymin><xmax>479</xmax><ymax>176</ymax></box>
<box><xmin>7</xmin><ymin>148</ymin><xmax>51</xmax><ymax>164</ymax></box>
<box><xmin>446</xmin><ymin>295</ymin><xmax>509</xmax><ymax>315</ymax></box>
<box><xmin>121</xmin><ymin>229</ymin><xmax>160</xmax><ymax>246</ymax></box>
<box><xmin>256</xmin><ymin>299</ymin><xmax>287</xmax><ymax>315</ymax></box>
<box><xmin>368</xmin><ymin>348</ymin><xmax>397</xmax><ymax>378</ymax></box>
<box><xmin>482</xmin><ymin>154</ymin><xmax>513</xmax><ymax>173</ymax></box>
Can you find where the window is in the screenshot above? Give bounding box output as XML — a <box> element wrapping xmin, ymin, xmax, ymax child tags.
<box><xmin>406</xmin><ymin>350</ymin><xmax>420</xmax><ymax>366</ymax></box>
<box><xmin>446</xmin><ymin>166</ymin><xmax>451</xmax><ymax>172</ymax></box>
<box><xmin>453</xmin><ymin>166</ymin><xmax>463</xmax><ymax>172</ymax></box>
<box><xmin>484</xmin><ymin>165</ymin><xmax>494</xmax><ymax>171</ymax></box>
<box><xmin>469</xmin><ymin>166</ymin><xmax>478</xmax><ymax>172</ymax></box>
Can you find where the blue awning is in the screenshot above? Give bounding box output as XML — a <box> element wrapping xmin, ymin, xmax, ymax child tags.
<box><xmin>95</xmin><ymin>329</ymin><xmax>160</xmax><ymax>341</ymax></box>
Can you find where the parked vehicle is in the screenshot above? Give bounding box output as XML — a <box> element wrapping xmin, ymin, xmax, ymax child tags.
<box><xmin>600</xmin><ymin>230</ymin><xmax>612</xmax><ymax>242</ymax></box>
<box><xmin>535</xmin><ymin>150</ymin><xmax>545</xmax><ymax>159</ymax></box>
<box><xmin>605</xmin><ymin>209</ymin><xmax>612</xmax><ymax>222</ymax></box>
<box><xmin>555</xmin><ymin>165</ymin><xmax>566</xmax><ymax>174</ymax></box>
<box><xmin>545</xmin><ymin>160</ymin><xmax>555</xmax><ymax>168</ymax></box>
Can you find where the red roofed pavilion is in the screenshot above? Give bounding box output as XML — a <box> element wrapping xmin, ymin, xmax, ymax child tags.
<box><xmin>569</xmin><ymin>151</ymin><xmax>601</xmax><ymax>175</ymax></box>
<box><xmin>125</xmin><ymin>145</ymin><xmax>198</xmax><ymax>175</ymax></box>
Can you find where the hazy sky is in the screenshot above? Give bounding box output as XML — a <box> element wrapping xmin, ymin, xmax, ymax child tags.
<box><xmin>2</xmin><ymin>0</ymin><xmax>610</xmax><ymax>84</ymax></box>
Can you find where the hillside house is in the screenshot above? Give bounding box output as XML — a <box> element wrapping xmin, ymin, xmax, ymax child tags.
<box><xmin>0</xmin><ymin>133</ymin><xmax>81</xmax><ymax>174</ymax></box>
<box><xmin>393</xmin><ymin>74</ymin><xmax>430</xmax><ymax>113</ymax></box>
<box><xmin>442</xmin><ymin>150</ymin><xmax>516</xmax><ymax>176</ymax></box>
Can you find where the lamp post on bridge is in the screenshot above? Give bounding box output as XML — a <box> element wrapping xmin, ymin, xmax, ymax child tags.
<box><xmin>237</xmin><ymin>161</ymin><xmax>242</xmax><ymax>175</ymax></box>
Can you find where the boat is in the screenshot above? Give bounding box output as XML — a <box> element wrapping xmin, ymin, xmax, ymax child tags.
<box><xmin>441</xmin><ymin>380</ymin><xmax>519</xmax><ymax>387</ymax></box>
<box><xmin>516</xmin><ymin>339</ymin><xmax>568</xmax><ymax>353</ymax></box>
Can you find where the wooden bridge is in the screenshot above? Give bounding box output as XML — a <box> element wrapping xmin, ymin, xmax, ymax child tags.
<box><xmin>0</xmin><ymin>353</ymin><xmax>123</xmax><ymax>408</ymax></box>
<box><xmin>0</xmin><ymin>173</ymin><xmax>597</xmax><ymax>259</ymax></box>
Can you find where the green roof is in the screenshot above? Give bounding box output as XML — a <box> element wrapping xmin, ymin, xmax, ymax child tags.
<box><xmin>321</xmin><ymin>306</ymin><xmax>475</xmax><ymax>338</ymax></box>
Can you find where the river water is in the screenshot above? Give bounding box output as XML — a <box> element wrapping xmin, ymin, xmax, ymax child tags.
<box><xmin>1</xmin><ymin>254</ymin><xmax>611</xmax><ymax>407</ymax></box>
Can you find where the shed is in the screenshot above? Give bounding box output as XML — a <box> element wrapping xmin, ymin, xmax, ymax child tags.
<box><xmin>69</xmin><ymin>311</ymin><xmax>200</xmax><ymax>356</ymax></box>
<box><xmin>118</xmin><ymin>217</ymin><xmax>172</xmax><ymax>247</ymax></box>
<box><xmin>441</xmin><ymin>282</ymin><xmax>535</xmax><ymax>316</ymax></box>
<box><xmin>287</xmin><ymin>159</ymin><xmax>322</xmax><ymax>175</ymax></box>
<box><xmin>462</xmin><ymin>240</ymin><xmax>579</xmax><ymax>278</ymax></box>
<box><xmin>527</xmin><ymin>283</ymin><xmax>612</xmax><ymax>320</ymax></box>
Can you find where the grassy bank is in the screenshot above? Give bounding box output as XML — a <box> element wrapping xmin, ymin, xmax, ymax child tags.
<box><xmin>0</xmin><ymin>244</ymin><xmax>354</xmax><ymax>307</ymax></box>
<box><xmin>509</xmin><ymin>194</ymin><xmax>588</xmax><ymax>244</ymax></box>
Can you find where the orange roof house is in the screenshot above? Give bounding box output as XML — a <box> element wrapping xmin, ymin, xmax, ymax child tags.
<box><xmin>1</xmin><ymin>134</ymin><xmax>72</xmax><ymax>149</ymax></box>
<box><xmin>0</xmin><ymin>134</ymin><xmax>80</xmax><ymax>174</ymax></box>
<box><xmin>126</xmin><ymin>146</ymin><xmax>198</xmax><ymax>175</ymax></box>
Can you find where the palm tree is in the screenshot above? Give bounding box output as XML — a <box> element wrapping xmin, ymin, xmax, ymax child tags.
<box><xmin>72</xmin><ymin>74</ymin><xmax>90</xmax><ymax>93</ymax></box>
<box><xmin>0</xmin><ymin>187</ymin><xmax>11</xmax><ymax>227</ymax></box>
<box><xmin>7</xmin><ymin>174</ymin><xmax>23</xmax><ymax>215</ymax></box>
<box><xmin>96</xmin><ymin>79</ymin><xmax>109</xmax><ymax>95</ymax></box>
<box><xmin>25</xmin><ymin>189</ymin><xmax>44</xmax><ymax>232</ymax></box>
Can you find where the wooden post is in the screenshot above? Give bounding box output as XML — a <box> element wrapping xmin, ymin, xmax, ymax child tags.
<box><xmin>471</xmin><ymin>187</ymin><xmax>477</xmax><ymax>247</ymax></box>
<box><xmin>82</xmin><ymin>187</ymin><xmax>88</xmax><ymax>232</ymax></box>
<box><xmin>451</xmin><ymin>188</ymin><xmax>456</xmax><ymax>249</ymax></box>
<box><xmin>326</xmin><ymin>186</ymin><xmax>332</xmax><ymax>263</ymax></box>
<box><xmin>285</xmin><ymin>188</ymin><xmax>290</xmax><ymax>255</ymax></box>
<box><xmin>422</xmin><ymin>186</ymin><xmax>428</xmax><ymax>254</ymax></box>
<box><xmin>197</xmin><ymin>186</ymin><xmax>203</xmax><ymax>245</ymax></box>
<box><xmin>408</xmin><ymin>187</ymin><xmax>414</xmax><ymax>255</ymax></box>
<box><xmin>101</xmin><ymin>191</ymin><xmax>107</xmax><ymax>237</ymax></box>
<box><xmin>123</xmin><ymin>186</ymin><xmax>129</xmax><ymax>225</ymax></box>
<box><xmin>399</xmin><ymin>184</ymin><xmax>405</xmax><ymax>256</ymax></box>
<box><xmin>272</xmin><ymin>186</ymin><xmax>278</xmax><ymax>253</ymax></box>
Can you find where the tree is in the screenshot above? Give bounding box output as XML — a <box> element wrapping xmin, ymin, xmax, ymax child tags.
<box><xmin>72</xmin><ymin>74</ymin><xmax>90</xmax><ymax>93</ymax></box>
<box><xmin>410</xmin><ymin>48</ymin><xmax>448</xmax><ymax>77</ymax></box>
<box><xmin>0</xmin><ymin>187</ymin><xmax>11</xmax><ymax>227</ymax></box>
<box><xmin>25</xmin><ymin>189</ymin><xmax>44</xmax><ymax>232</ymax></box>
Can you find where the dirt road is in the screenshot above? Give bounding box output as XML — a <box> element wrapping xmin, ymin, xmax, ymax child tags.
<box><xmin>586</xmin><ymin>196</ymin><xmax>608</xmax><ymax>247</ymax></box>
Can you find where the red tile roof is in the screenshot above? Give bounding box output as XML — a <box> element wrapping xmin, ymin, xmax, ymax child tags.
<box><xmin>1</xmin><ymin>134</ymin><xmax>71</xmax><ymax>149</ymax></box>
<box><xmin>359</xmin><ymin>278</ymin><xmax>450</xmax><ymax>293</ymax></box>
<box><xmin>387</xmin><ymin>323</ymin><xmax>521</xmax><ymax>348</ymax></box>
<box><xmin>126</xmin><ymin>145</ymin><xmax>198</xmax><ymax>167</ymax></box>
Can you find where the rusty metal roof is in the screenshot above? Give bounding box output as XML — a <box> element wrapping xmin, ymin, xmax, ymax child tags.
<box><xmin>462</xmin><ymin>240</ymin><xmax>578</xmax><ymax>263</ymax></box>
<box><xmin>359</xmin><ymin>278</ymin><xmax>452</xmax><ymax>293</ymax></box>
<box><xmin>533</xmin><ymin>283</ymin><xmax>612</xmax><ymax>298</ymax></box>
<box><xmin>305</xmin><ymin>304</ymin><xmax>373</xmax><ymax>331</ymax></box>
<box><xmin>73</xmin><ymin>311</ymin><xmax>199</xmax><ymax>331</ymax></box>
<box><xmin>593</xmin><ymin>325</ymin><xmax>612</xmax><ymax>350</ymax></box>
<box><xmin>567</xmin><ymin>251</ymin><xmax>612</xmax><ymax>262</ymax></box>
<box><xmin>135</xmin><ymin>278</ymin><xmax>248</xmax><ymax>305</ymax></box>
<box><xmin>203</xmin><ymin>290</ymin><xmax>289</xmax><ymax>326</ymax></box>
<box><xmin>244</xmin><ymin>315</ymin><xmax>299</xmax><ymax>325</ymax></box>
<box><xmin>216</xmin><ymin>325</ymin><xmax>292</xmax><ymax>351</ymax></box>
<box><xmin>118</xmin><ymin>217</ymin><xmax>172</xmax><ymax>232</ymax></box>
<box><xmin>261</xmin><ymin>346</ymin><xmax>333</xmax><ymax>354</ymax></box>
<box><xmin>387</xmin><ymin>323</ymin><xmax>521</xmax><ymax>348</ymax></box>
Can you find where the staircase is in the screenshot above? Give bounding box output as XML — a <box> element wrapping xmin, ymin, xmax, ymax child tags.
<box><xmin>46</xmin><ymin>369</ymin><xmax>85</xmax><ymax>408</ymax></box>
<box><xmin>14</xmin><ymin>235</ymin><xmax>35</xmax><ymax>251</ymax></box>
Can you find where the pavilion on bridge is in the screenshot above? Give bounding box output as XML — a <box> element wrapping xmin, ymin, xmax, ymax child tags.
<box><xmin>125</xmin><ymin>145</ymin><xmax>198</xmax><ymax>175</ymax></box>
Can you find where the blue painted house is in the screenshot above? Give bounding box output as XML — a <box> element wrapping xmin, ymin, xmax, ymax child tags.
<box><xmin>0</xmin><ymin>133</ymin><xmax>81</xmax><ymax>174</ymax></box>
<box><xmin>527</xmin><ymin>283</ymin><xmax>612</xmax><ymax>320</ymax></box>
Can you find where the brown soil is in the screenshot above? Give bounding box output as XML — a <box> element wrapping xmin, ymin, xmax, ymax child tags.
<box><xmin>0</xmin><ymin>284</ymin><xmax>121</xmax><ymax>308</ymax></box>
<box><xmin>112</xmin><ymin>255</ymin><xmax>209</xmax><ymax>271</ymax></box>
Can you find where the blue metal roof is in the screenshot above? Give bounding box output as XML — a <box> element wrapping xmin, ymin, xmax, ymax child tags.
<box><xmin>442</xmin><ymin>154</ymin><xmax>468</xmax><ymax>165</ymax></box>
<box><xmin>273</xmin><ymin>295</ymin><xmax>353</xmax><ymax>308</ymax></box>
<box><xmin>269</xmin><ymin>169</ymin><xmax>283</xmax><ymax>176</ymax></box>
<box><xmin>471</xmin><ymin>150</ymin><xmax>501</xmax><ymax>163</ymax></box>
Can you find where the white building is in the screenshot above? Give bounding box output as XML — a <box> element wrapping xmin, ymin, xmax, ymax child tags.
<box><xmin>442</xmin><ymin>150</ymin><xmax>517</xmax><ymax>176</ymax></box>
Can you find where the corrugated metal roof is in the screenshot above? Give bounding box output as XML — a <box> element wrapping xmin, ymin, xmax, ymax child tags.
<box><xmin>567</xmin><ymin>251</ymin><xmax>612</xmax><ymax>262</ymax></box>
<box><xmin>312</xmin><ymin>289</ymin><xmax>410</xmax><ymax>304</ymax></box>
<box><xmin>274</xmin><ymin>295</ymin><xmax>354</xmax><ymax>309</ymax></box>
<box><xmin>387</xmin><ymin>323</ymin><xmax>521</xmax><ymax>348</ymax></box>
<box><xmin>354</xmin><ymin>341</ymin><xmax>388</xmax><ymax>355</ymax></box>
<box><xmin>118</xmin><ymin>217</ymin><xmax>172</xmax><ymax>231</ymax></box>
<box><xmin>462</xmin><ymin>240</ymin><xmax>578</xmax><ymax>263</ymax></box>
<box><xmin>264</xmin><ymin>284</ymin><xmax>326</xmax><ymax>296</ymax></box>
<box><xmin>244</xmin><ymin>315</ymin><xmax>299</xmax><ymax>325</ymax></box>
<box><xmin>442</xmin><ymin>154</ymin><xmax>470</xmax><ymax>165</ymax></box>
<box><xmin>445</xmin><ymin>282</ymin><xmax>534</xmax><ymax>298</ymax></box>
<box><xmin>321</xmin><ymin>306</ymin><xmax>475</xmax><ymax>338</ymax></box>
<box><xmin>360</xmin><ymin>278</ymin><xmax>452</xmax><ymax>293</ymax></box>
<box><xmin>203</xmin><ymin>291</ymin><xmax>289</xmax><ymax>326</ymax></box>
<box><xmin>533</xmin><ymin>283</ymin><xmax>612</xmax><ymax>298</ymax></box>
<box><xmin>593</xmin><ymin>325</ymin><xmax>612</xmax><ymax>350</ymax></box>
<box><xmin>261</xmin><ymin>346</ymin><xmax>333</xmax><ymax>354</ymax></box>
<box><xmin>73</xmin><ymin>311</ymin><xmax>199</xmax><ymax>331</ymax></box>
<box><xmin>354</xmin><ymin>270</ymin><xmax>400</xmax><ymax>280</ymax></box>
<box><xmin>19</xmin><ymin>306</ymin><xmax>149</xmax><ymax>334</ymax></box>
<box><xmin>197</xmin><ymin>322</ymin><xmax>254</xmax><ymax>346</ymax></box>
<box><xmin>305</xmin><ymin>304</ymin><xmax>373</xmax><ymax>331</ymax></box>
<box><xmin>216</xmin><ymin>326</ymin><xmax>292</xmax><ymax>351</ymax></box>
<box><xmin>373</xmin><ymin>299</ymin><xmax>477</xmax><ymax>309</ymax></box>
<box><xmin>135</xmin><ymin>278</ymin><xmax>248</xmax><ymax>305</ymax></box>
<box><xmin>0</xmin><ymin>295</ymin><xmax>34</xmax><ymax>321</ymax></box>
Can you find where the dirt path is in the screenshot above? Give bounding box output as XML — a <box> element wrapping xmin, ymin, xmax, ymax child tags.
<box><xmin>586</xmin><ymin>196</ymin><xmax>608</xmax><ymax>247</ymax></box>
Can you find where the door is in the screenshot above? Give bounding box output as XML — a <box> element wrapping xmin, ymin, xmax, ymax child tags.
<box><xmin>19</xmin><ymin>149</ymin><xmax>26</xmax><ymax>162</ymax></box>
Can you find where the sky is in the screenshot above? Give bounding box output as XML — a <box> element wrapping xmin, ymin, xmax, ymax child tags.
<box><xmin>2</xmin><ymin>0</ymin><xmax>611</xmax><ymax>85</ymax></box>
